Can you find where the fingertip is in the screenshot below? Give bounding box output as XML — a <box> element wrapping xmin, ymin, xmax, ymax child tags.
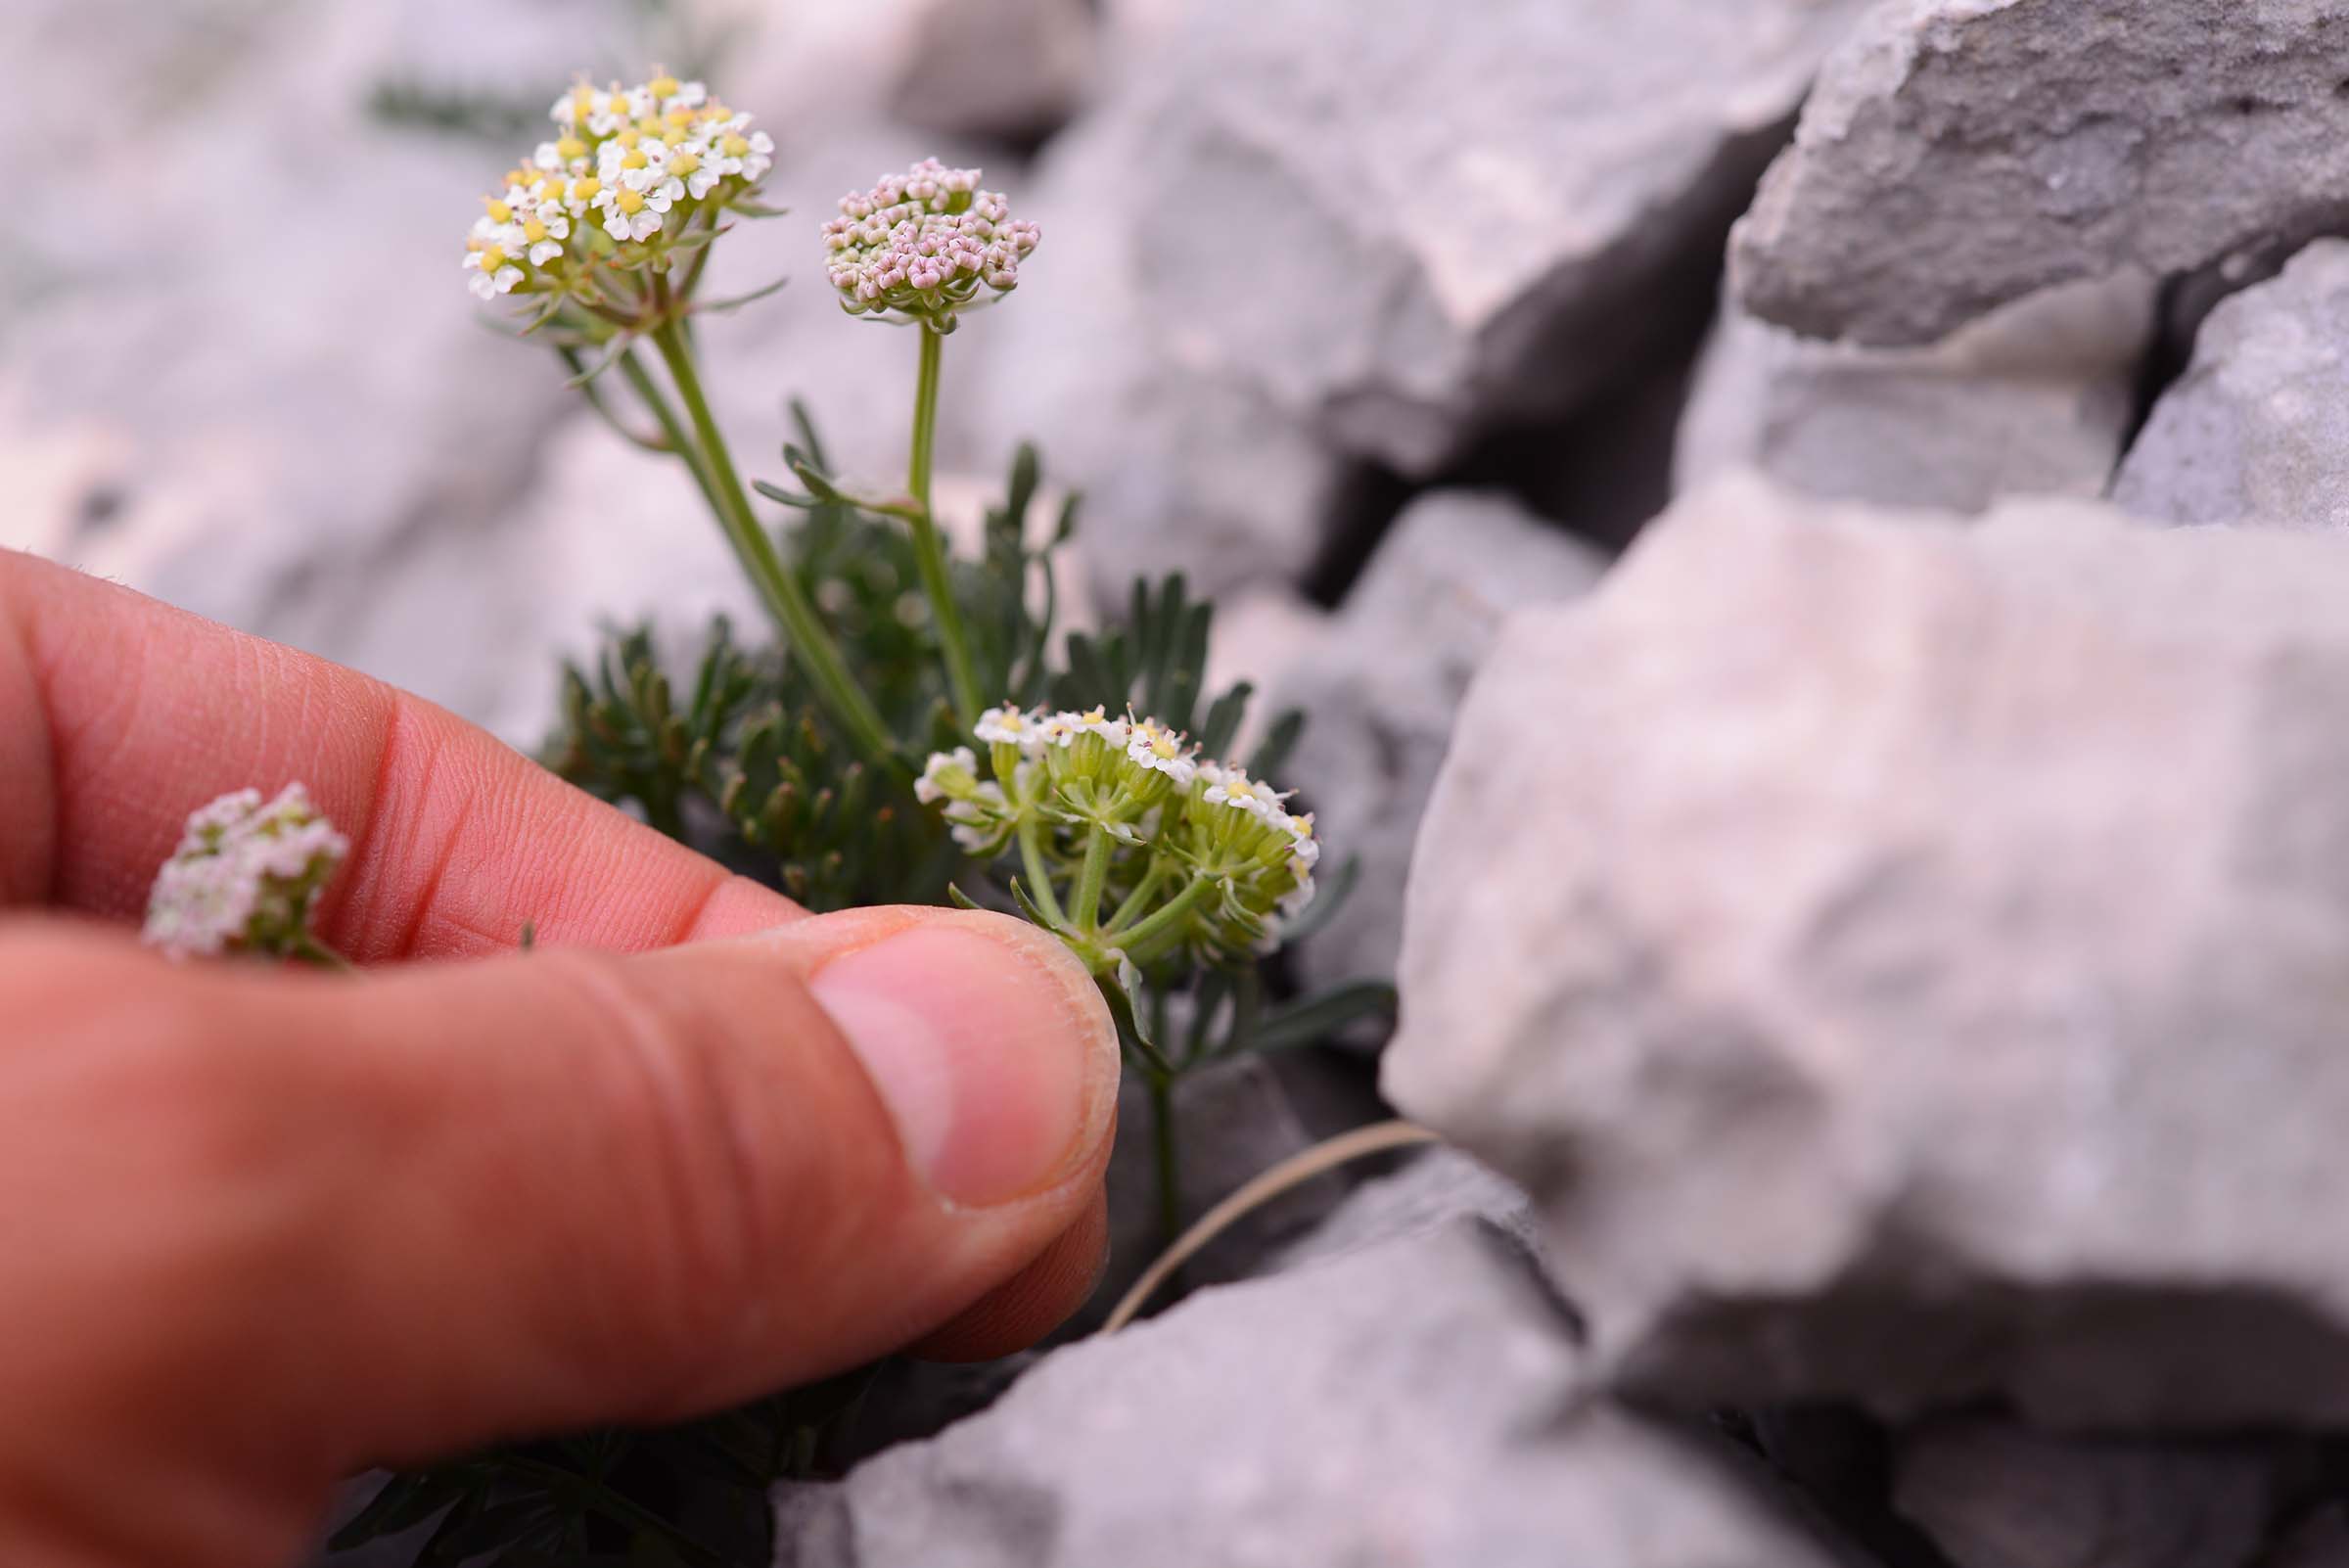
<box><xmin>757</xmin><ymin>907</ymin><xmax>1121</xmax><ymax>1210</ymax></box>
<box><xmin>906</xmin><ymin>1182</ymin><xmax>1112</xmax><ymax>1361</ymax></box>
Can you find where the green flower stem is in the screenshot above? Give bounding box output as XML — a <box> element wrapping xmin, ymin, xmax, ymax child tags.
<box><xmin>1101</xmin><ymin>876</ymin><xmax>1213</xmax><ymax>967</ymax></box>
<box><xmin>1072</xmin><ymin>823</ymin><xmax>1112</xmax><ymax>933</ymax></box>
<box><xmin>1018</xmin><ymin>816</ymin><xmax>1069</xmax><ymax>928</ymax></box>
<box><xmin>617</xmin><ymin>347</ymin><xmax>720</xmax><ymax>517</ymax></box>
<box><xmin>1103</xmin><ymin>860</ymin><xmax>1170</xmax><ymax>933</ymax></box>
<box><xmin>906</xmin><ymin>324</ymin><xmax>986</xmax><ymax>726</ymax></box>
<box><xmin>647</xmin><ymin>317</ymin><xmax>900</xmax><ymax>774</ymax></box>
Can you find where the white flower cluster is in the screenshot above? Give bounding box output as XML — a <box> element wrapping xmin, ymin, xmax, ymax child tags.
<box><xmin>823</xmin><ymin>158</ymin><xmax>1041</xmax><ymax>329</ymax></box>
<box><xmin>464</xmin><ymin>70</ymin><xmax>775</xmax><ymax>301</ymax></box>
<box><xmin>143</xmin><ymin>784</ymin><xmax>349</xmax><ymax>959</ymax></box>
<box><xmin>920</xmin><ymin>703</ymin><xmax>1319</xmax><ymax>960</ymax></box>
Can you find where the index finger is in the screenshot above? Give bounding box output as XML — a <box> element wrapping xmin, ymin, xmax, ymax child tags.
<box><xmin>0</xmin><ymin>550</ymin><xmax>801</xmax><ymax>957</ymax></box>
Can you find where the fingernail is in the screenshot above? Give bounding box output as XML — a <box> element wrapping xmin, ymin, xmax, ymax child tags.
<box><xmin>808</xmin><ymin>916</ymin><xmax>1117</xmax><ymax>1208</ymax></box>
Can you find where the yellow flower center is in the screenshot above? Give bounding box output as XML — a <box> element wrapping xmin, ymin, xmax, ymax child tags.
<box><xmin>636</xmin><ymin>115</ymin><xmax>666</xmax><ymax>137</ymax></box>
<box><xmin>504</xmin><ymin>167</ymin><xmax>530</xmax><ymax>188</ymax></box>
<box><xmin>484</xmin><ymin>198</ymin><xmax>513</xmax><ymax>223</ymax></box>
<box><xmin>616</xmin><ymin>127</ymin><xmax>641</xmax><ymax>148</ymax></box>
<box><xmin>1150</xmin><ymin>734</ymin><xmax>1180</xmax><ymax>760</ymax></box>
<box><xmin>668</xmin><ymin>150</ymin><xmax>700</xmax><ymax>177</ymax></box>
<box><xmin>616</xmin><ymin>189</ymin><xmax>646</xmax><ymax>214</ymax></box>
<box><xmin>666</xmin><ymin>106</ymin><xmax>696</xmax><ymax>128</ymax></box>
<box><xmin>478</xmin><ymin>247</ymin><xmax>508</xmax><ymax>271</ymax></box>
<box><xmin>649</xmin><ymin>74</ymin><xmax>681</xmax><ymax>99</ymax></box>
<box><xmin>523</xmin><ymin>217</ymin><xmax>549</xmax><ymax>243</ymax></box>
<box><xmin>720</xmin><ymin>133</ymin><xmax>750</xmax><ymax>158</ymax></box>
<box><xmin>621</xmin><ymin>149</ymin><xmax>649</xmax><ymax>170</ymax></box>
<box><xmin>556</xmin><ymin>135</ymin><xmax>586</xmax><ymax>161</ymax></box>
<box><xmin>573</xmin><ymin>177</ymin><xmax>601</xmax><ymax>202</ymax></box>
<box><xmin>569</xmin><ymin>86</ymin><xmax>595</xmax><ymax>122</ymax></box>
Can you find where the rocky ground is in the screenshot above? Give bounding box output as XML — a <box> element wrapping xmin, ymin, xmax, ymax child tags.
<box><xmin>23</xmin><ymin>0</ymin><xmax>2349</xmax><ymax>1563</ymax></box>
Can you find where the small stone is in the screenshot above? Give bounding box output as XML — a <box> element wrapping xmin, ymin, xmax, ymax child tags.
<box><xmin>1271</xmin><ymin>1146</ymin><xmax>1543</xmax><ymax>1275</ymax></box>
<box><xmin>1386</xmin><ymin>472</ymin><xmax>2349</xmax><ymax>1428</ymax></box>
<box><xmin>1678</xmin><ymin>274</ymin><xmax>2156</xmax><ymax>512</ymax></box>
<box><xmin>1731</xmin><ymin>0</ymin><xmax>2349</xmax><ymax>346</ymax></box>
<box><xmin>2114</xmin><ymin>240</ymin><xmax>2349</xmax><ymax>530</ymax></box>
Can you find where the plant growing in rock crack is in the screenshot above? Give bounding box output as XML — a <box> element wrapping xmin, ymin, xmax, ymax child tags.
<box><xmin>144</xmin><ymin>69</ymin><xmax>1397</xmax><ymax>1568</ymax></box>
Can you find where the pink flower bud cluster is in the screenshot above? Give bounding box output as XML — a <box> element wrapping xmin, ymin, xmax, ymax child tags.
<box><xmin>822</xmin><ymin>158</ymin><xmax>1040</xmax><ymax>330</ymax></box>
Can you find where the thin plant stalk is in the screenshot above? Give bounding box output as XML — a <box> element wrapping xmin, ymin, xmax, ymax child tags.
<box><xmin>645</xmin><ymin>317</ymin><xmax>900</xmax><ymax>773</ymax></box>
<box><xmin>616</xmin><ymin>348</ymin><xmax>722</xmax><ymax>522</ymax></box>
<box><xmin>1147</xmin><ymin>1066</ymin><xmax>1181</xmax><ymax>1251</ymax></box>
<box><xmin>904</xmin><ymin>324</ymin><xmax>986</xmax><ymax>725</ymax></box>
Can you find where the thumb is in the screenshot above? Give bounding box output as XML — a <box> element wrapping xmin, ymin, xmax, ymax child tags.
<box><xmin>1</xmin><ymin>907</ymin><xmax>1118</xmax><ymax>1493</ymax></box>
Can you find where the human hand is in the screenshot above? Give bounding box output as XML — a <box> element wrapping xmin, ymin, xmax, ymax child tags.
<box><xmin>0</xmin><ymin>550</ymin><xmax>1118</xmax><ymax>1567</ymax></box>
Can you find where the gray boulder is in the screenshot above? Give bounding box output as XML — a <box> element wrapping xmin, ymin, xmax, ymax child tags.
<box><xmin>1678</xmin><ymin>274</ymin><xmax>2156</xmax><ymax>512</ymax></box>
<box><xmin>1276</xmin><ymin>492</ymin><xmax>1607</xmax><ymax>992</ymax></box>
<box><xmin>962</xmin><ymin>109</ymin><xmax>1347</xmax><ymax>602</ymax></box>
<box><xmin>1731</xmin><ymin>0</ymin><xmax>2349</xmax><ymax>346</ymax></box>
<box><xmin>775</xmin><ymin>1224</ymin><xmax>1838</xmax><ymax>1568</ymax></box>
<box><xmin>968</xmin><ymin>0</ymin><xmax>1877</xmax><ymax>598</ymax></box>
<box><xmin>1386</xmin><ymin>472</ymin><xmax>2349</xmax><ymax>1428</ymax></box>
<box><xmin>2114</xmin><ymin>240</ymin><xmax>2349</xmax><ymax>529</ymax></box>
<box><xmin>1891</xmin><ymin>1419</ymin><xmax>2280</xmax><ymax>1568</ymax></box>
<box><xmin>1092</xmin><ymin>0</ymin><xmax>1879</xmax><ymax>475</ymax></box>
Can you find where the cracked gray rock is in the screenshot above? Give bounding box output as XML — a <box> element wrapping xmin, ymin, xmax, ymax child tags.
<box><xmin>1678</xmin><ymin>273</ymin><xmax>2156</xmax><ymax>512</ymax></box>
<box><xmin>1103</xmin><ymin>0</ymin><xmax>1878</xmax><ymax>474</ymax></box>
<box><xmin>1730</xmin><ymin>0</ymin><xmax>2349</xmax><ymax>346</ymax></box>
<box><xmin>774</xmin><ymin>1223</ymin><xmax>1837</xmax><ymax>1568</ymax></box>
<box><xmin>2114</xmin><ymin>239</ymin><xmax>2349</xmax><ymax>530</ymax></box>
<box><xmin>968</xmin><ymin>0</ymin><xmax>1875</xmax><ymax>598</ymax></box>
<box><xmin>1387</xmin><ymin>472</ymin><xmax>2349</xmax><ymax>1428</ymax></box>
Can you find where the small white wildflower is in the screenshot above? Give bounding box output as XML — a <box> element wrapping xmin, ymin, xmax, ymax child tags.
<box><xmin>1072</xmin><ymin>705</ymin><xmax>1130</xmax><ymax>749</ymax></box>
<box><xmin>1126</xmin><ymin>718</ymin><xmax>1197</xmax><ymax>786</ymax></box>
<box><xmin>944</xmin><ymin>782</ymin><xmax>1012</xmax><ymax>852</ymax></box>
<box><xmin>1202</xmin><ymin>764</ymin><xmax>1284</xmax><ymax>820</ymax></box>
<box><xmin>916</xmin><ymin>746</ymin><xmax>979</xmax><ymax>804</ymax></box>
<box><xmin>466</xmin><ymin>247</ymin><xmax>525</xmax><ymax>300</ymax></box>
<box><xmin>975</xmin><ymin>703</ymin><xmax>1040</xmax><ymax>749</ymax></box>
<box><xmin>143</xmin><ymin>784</ymin><xmax>348</xmax><ymax>959</ymax></box>
<box><xmin>469</xmin><ymin>70</ymin><xmax>774</xmax><ymax>304</ymax></box>
<box><xmin>1284</xmin><ymin>810</ymin><xmax>1322</xmax><ymax>870</ymax></box>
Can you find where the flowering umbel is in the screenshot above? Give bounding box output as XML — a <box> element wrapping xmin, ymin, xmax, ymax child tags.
<box><xmin>823</xmin><ymin>159</ymin><xmax>1040</xmax><ymax>332</ymax></box>
<box><xmin>919</xmin><ymin>705</ymin><xmax>1318</xmax><ymax>977</ymax></box>
<box><xmin>143</xmin><ymin>785</ymin><xmax>348</xmax><ymax>960</ymax></box>
<box><xmin>462</xmin><ymin>70</ymin><xmax>775</xmax><ymax>304</ymax></box>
